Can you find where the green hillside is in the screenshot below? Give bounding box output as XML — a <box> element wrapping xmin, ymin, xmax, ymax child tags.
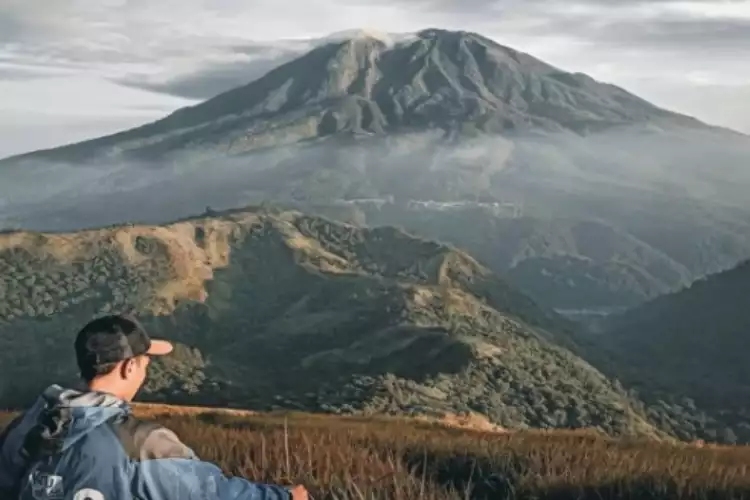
<box><xmin>0</xmin><ymin>207</ymin><xmax>662</xmax><ymax>439</ymax></box>
<box><xmin>587</xmin><ymin>261</ymin><xmax>750</xmax><ymax>443</ymax></box>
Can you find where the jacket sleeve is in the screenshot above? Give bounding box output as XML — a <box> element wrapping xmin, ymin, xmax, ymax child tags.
<box><xmin>129</xmin><ymin>424</ymin><xmax>292</xmax><ymax>500</ymax></box>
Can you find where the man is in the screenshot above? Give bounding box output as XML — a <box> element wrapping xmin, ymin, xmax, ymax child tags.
<box><xmin>0</xmin><ymin>314</ymin><xmax>308</xmax><ymax>500</ymax></box>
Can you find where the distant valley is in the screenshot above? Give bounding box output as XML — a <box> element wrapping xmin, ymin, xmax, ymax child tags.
<box><xmin>293</xmin><ymin>197</ymin><xmax>749</xmax><ymax>311</ymax></box>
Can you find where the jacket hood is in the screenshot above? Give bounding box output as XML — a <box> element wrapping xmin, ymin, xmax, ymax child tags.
<box><xmin>24</xmin><ymin>385</ymin><xmax>130</xmax><ymax>458</ymax></box>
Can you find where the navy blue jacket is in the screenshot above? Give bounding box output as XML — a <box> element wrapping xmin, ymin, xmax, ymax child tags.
<box><xmin>0</xmin><ymin>385</ymin><xmax>291</xmax><ymax>500</ymax></box>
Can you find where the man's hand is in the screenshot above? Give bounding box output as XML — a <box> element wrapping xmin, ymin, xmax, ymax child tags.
<box><xmin>289</xmin><ymin>485</ymin><xmax>309</xmax><ymax>500</ymax></box>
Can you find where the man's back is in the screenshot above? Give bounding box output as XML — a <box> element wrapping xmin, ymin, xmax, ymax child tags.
<box><xmin>1</xmin><ymin>386</ymin><xmax>132</xmax><ymax>499</ymax></box>
<box><xmin>21</xmin><ymin>416</ymin><xmax>132</xmax><ymax>500</ymax></box>
<box><xmin>1</xmin><ymin>385</ymin><xmax>293</xmax><ymax>500</ymax></box>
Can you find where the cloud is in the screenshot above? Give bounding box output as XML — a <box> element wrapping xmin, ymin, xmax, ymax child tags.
<box><xmin>0</xmin><ymin>76</ymin><xmax>195</xmax><ymax>159</ymax></box>
<box><xmin>118</xmin><ymin>43</ymin><xmax>307</xmax><ymax>99</ymax></box>
<box><xmin>374</xmin><ymin>0</ymin><xmax>750</xmax><ymax>53</ymax></box>
<box><xmin>518</xmin><ymin>6</ymin><xmax>750</xmax><ymax>53</ymax></box>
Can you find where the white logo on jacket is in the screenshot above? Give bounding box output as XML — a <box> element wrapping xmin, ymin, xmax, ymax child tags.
<box><xmin>27</xmin><ymin>468</ymin><xmax>105</xmax><ymax>500</ymax></box>
<box><xmin>29</xmin><ymin>471</ymin><xmax>64</xmax><ymax>499</ymax></box>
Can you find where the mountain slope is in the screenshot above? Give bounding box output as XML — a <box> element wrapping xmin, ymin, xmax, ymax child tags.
<box><xmin>1</xmin><ymin>29</ymin><xmax>703</xmax><ymax>165</ymax></box>
<box><xmin>294</xmin><ymin>200</ymin><xmax>750</xmax><ymax>312</ymax></box>
<box><xmin>343</xmin><ymin>205</ymin><xmax>697</xmax><ymax>309</ymax></box>
<box><xmin>0</xmin><ymin>207</ymin><xmax>664</xmax><ymax>438</ymax></box>
<box><xmin>590</xmin><ymin>261</ymin><xmax>750</xmax><ymax>443</ymax></box>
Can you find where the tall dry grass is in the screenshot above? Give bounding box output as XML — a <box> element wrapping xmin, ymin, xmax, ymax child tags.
<box><xmin>150</xmin><ymin>411</ymin><xmax>750</xmax><ymax>499</ymax></box>
<box><xmin>2</xmin><ymin>410</ymin><xmax>749</xmax><ymax>499</ymax></box>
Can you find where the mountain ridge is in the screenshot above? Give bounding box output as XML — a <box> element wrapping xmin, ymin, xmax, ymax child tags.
<box><xmin>0</xmin><ymin>206</ymin><xmax>664</xmax><ymax>439</ymax></box>
<box><xmin>580</xmin><ymin>259</ymin><xmax>750</xmax><ymax>443</ymax></box>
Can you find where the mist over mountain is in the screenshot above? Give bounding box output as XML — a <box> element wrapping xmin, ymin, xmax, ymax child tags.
<box><xmin>2</xmin><ymin>28</ymin><xmax>749</xmax><ymax>310</ymax></box>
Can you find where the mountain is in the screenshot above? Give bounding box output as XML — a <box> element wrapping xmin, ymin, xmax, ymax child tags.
<box><xmin>2</xmin><ymin>28</ymin><xmax>749</xmax><ymax>311</ymax></box>
<box><xmin>0</xmin><ymin>207</ymin><xmax>668</xmax><ymax>439</ymax></box>
<box><xmin>587</xmin><ymin>261</ymin><xmax>750</xmax><ymax>443</ymax></box>
<box><xmin>0</xmin><ymin>29</ymin><xmax>705</xmax><ymax>165</ymax></box>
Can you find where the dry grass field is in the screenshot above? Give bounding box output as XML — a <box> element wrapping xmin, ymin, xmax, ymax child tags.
<box><xmin>3</xmin><ymin>406</ymin><xmax>748</xmax><ymax>499</ymax></box>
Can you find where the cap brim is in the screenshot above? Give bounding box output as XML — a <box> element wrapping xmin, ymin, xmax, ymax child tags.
<box><xmin>147</xmin><ymin>339</ymin><xmax>174</xmax><ymax>356</ymax></box>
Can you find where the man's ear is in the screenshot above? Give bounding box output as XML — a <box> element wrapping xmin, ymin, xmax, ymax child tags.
<box><xmin>119</xmin><ymin>359</ymin><xmax>133</xmax><ymax>379</ymax></box>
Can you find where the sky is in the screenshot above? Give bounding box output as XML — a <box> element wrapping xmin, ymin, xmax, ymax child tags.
<box><xmin>1</xmin><ymin>0</ymin><xmax>749</xmax><ymax>159</ymax></box>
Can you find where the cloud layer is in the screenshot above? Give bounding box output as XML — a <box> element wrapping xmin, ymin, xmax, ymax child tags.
<box><xmin>1</xmin><ymin>0</ymin><xmax>749</xmax><ymax>158</ymax></box>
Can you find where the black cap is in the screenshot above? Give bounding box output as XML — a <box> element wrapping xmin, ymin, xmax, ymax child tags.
<box><xmin>75</xmin><ymin>315</ymin><xmax>173</xmax><ymax>372</ymax></box>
